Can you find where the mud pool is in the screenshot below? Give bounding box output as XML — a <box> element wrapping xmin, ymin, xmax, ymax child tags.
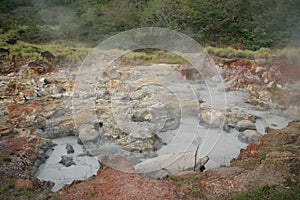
<box><xmin>34</xmin><ymin>136</ymin><xmax>100</xmax><ymax>192</ymax></box>
<box><xmin>35</xmin><ymin>64</ymin><xmax>293</xmax><ymax>191</ymax></box>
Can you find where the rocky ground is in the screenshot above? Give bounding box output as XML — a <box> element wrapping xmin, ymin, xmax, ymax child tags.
<box><xmin>0</xmin><ymin>55</ymin><xmax>299</xmax><ymax>199</ymax></box>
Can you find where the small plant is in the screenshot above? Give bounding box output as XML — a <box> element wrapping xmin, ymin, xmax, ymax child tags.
<box><xmin>283</xmin><ymin>172</ymin><xmax>294</xmax><ymax>187</ymax></box>
<box><xmin>170</xmin><ymin>174</ymin><xmax>203</xmax><ymax>198</ymax></box>
<box><xmin>22</xmin><ymin>187</ymin><xmax>33</xmax><ymax>197</ymax></box>
<box><xmin>122</xmin><ymin>49</ymin><xmax>186</xmax><ymax>65</ymax></box>
<box><xmin>0</xmin><ymin>178</ymin><xmax>15</xmax><ymax>192</ymax></box>
<box><xmin>259</xmin><ymin>151</ymin><xmax>267</xmax><ymax>159</ymax></box>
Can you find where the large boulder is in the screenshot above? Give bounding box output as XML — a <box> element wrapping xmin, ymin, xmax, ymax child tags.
<box><xmin>236</xmin><ymin>120</ymin><xmax>256</xmax><ymax>131</ymax></box>
<box><xmin>134</xmin><ymin>152</ymin><xmax>209</xmax><ymax>178</ymax></box>
<box><xmin>238</xmin><ymin>130</ymin><xmax>262</xmax><ymax>144</ymax></box>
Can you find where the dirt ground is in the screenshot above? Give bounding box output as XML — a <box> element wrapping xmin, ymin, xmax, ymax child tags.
<box><xmin>0</xmin><ymin>57</ymin><xmax>299</xmax><ymax>199</ymax></box>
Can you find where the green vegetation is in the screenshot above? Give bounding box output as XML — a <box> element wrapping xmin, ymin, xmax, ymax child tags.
<box><xmin>225</xmin><ymin>185</ymin><xmax>300</xmax><ymax>200</ymax></box>
<box><xmin>0</xmin><ymin>33</ymin><xmax>91</xmax><ymax>62</ymax></box>
<box><xmin>0</xmin><ymin>0</ymin><xmax>299</xmax><ymax>50</ymax></box>
<box><xmin>121</xmin><ymin>49</ymin><xmax>186</xmax><ymax>65</ymax></box>
<box><xmin>0</xmin><ymin>177</ymin><xmax>55</xmax><ymax>200</ymax></box>
<box><xmin>206</xmin><ymin>46</ymin><xmax>300</xmax><ymax>65</ymax></box>
<box><xmin>170</xmin><ymin>174</ymin><xmax>203</xmax><ymax>198</ymax></box>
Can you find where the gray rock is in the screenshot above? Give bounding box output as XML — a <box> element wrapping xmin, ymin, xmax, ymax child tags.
<box><xmin>134</xmin><ymin>152</ymin><xmax>209</xmax><ymax>178</ymax></box>
<box><xmin>238</xmin><ymin>130</ymin><xmax>262</xmax><ymax>144</ymax></box>
<box><xmin>77</xmin><ymin>138</ymin><xmax>83</xmax><ymax>145</ymax></box>
<box><xmin>199</xmin><ymin>106</ymin><xmax>225</xmax><ymax>128</ymax></box>
<box><xmin>66</xmin><ymin>144</ymin><xmax>74</xmax><ymax>154</ymax></box>
<box><xmin>44</xmin><ymin>181</ymin><xmax>55</xmax><ymax>189</ymax></box>
<box><xmin>59</xmin><ymin>156</ymin><xmax>75</xmax><ymax>167</ymax></box>
<box><xmin>211</xmin><ymin>75</ymin><xmax>222</xmax><ymax>82</ymax></box>
<box><xmin>35</xmin><ymin>107</ymin><xmax>77</xmax><ymax>139</ymax></box>
<box><xmin>31</xmin><ymin>140</ymin><xmax>56</xmax><ymax>176</ymax></box>
<box><xmin>223</xmin><ymin>122</ymin><xmax>231</xmax><ymax>133</ymax></box>
<box><xmin>79</xmin><ymin>128</ymin><xmax>100</xmax><ymax>144</ymax></box>
<box><xmin>236</xmin><ymin>120</ymin><xmax>256</xmax><ymax>131</ymax></box>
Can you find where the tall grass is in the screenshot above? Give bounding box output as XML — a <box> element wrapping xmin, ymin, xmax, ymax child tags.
<box><xmin>121</xmin><ymin>49</ymin><xmax>186</xmax><ymax>65</ymax></box>
<box><xmin>0</xmin><ymin>36</ymin><xmax>91</xmax><ymax>62</ymax></box>
<box><xmin>205</xmin><ymin>46</ymin><xmax>300</xmax><ymax>65</ymax></box>
<box><xmin>1</xmin><ymin>35</ymin><xmax>299</xmax><ymax>66</ymax></box>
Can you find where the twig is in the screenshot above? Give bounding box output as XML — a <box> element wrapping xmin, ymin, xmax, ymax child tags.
<box><xmin>194</xmin><ymin>143</ymin><xmax>200</xmax><ymax>171</ymax></box>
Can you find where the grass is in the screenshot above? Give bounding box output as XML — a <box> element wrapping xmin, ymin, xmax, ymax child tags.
<box><xmin>1</xmin><ymin>33</ymin><xmax>299</xmax><ymax>66</ymax></box>
<box><xmin>0</xmin><ymin>36</ymin><xmax>91</xmax><ymax>63</ymax></box>
<box><xmin>205</xmin><ymin>46</ymin><xmax>269</xmax><ymax>60</ymax></box>
<box><xmin>0</xmin><ymin>176</ymin><xmax>55</xmax><ymax>200</ymax></box>
<box><xmin>225</xmin><ymin>185</ymin><xmax>300</xmax><ymax>200</ymax></box>
<box><xmin>121</xmin><ymin>49</ymin><xmax>186</xmax><ymax>65</ymax></box>
<box><xmin>205</xmin><ymin>45</ymin><xmax>300</xmax><ymax>66</ymax></box>
<box><xmin>0</xmin><ymin>178</ymin><xmax>15</xmax><ymax>192</ymax></box>
<box><xmin>22</xmin><ymin>187</ymin><xmax>33</xmax><ymax>197</ymax></box>
<box><xmin>170</xmin><ymin>174</ymin><xmax>203</xmax><ymax>198</ymax></box>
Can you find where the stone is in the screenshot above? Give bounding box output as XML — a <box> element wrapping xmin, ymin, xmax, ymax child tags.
<box><xmin>77</xmin><ymin>138</ymin><xmax>83</xmax><ymax>145</ymax></box>
<box><xmin>79</xmin><ymin>128</ymin><xmax>100</xmax><ymax>144</ymax></box>
<box><xmin>134</xmin><ymin>152</ymin><xmax>209</xmax><ymax>178</ymax></box>
<box><xmin>211</xmin><ymin>75</ymin><xmax>222</xmax><ymax>82</ymax></box>
<box><xmin>236</xmin><ymin>120</ymin><xmax>256</xmax><ymax>131</ymax></box>
<box><xmin>59</xmin><ymin>156</ymin><xmax>76</xmax><ymax>167</ymax></box>
<box><xmin>199</xmin><ymin>106</ymin><xmax>225</xmax><ymax>128</ymax></box>
<box><xmin>66</xmin><ymin>144</ymin><xmax>74</xmax><ymax>154</ymax></box>
<box><xmin>98</xmin><ymin>154</ymin><xmax>135</xmax><ymax>173</ymax></box>
<box><xmin>44</xmin><ymin>181</ymin><xmax>55</xmax><ymax>189</ymax></box>
<box><xmin>223</xmin><ymin>122</ymin><xmax>231</xmax><ymax>133</ymax></box>
<box><xmin>238</xmin><ymin>130</ymin><xmax>262</xmax><ymax>144</ymax></box>
<box><xmin>117</xmin><ymin>129</ymin><xmax>155</xmax><ymax>152</ymax></box>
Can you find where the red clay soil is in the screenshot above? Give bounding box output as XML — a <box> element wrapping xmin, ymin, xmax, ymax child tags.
<box><xmin>198</xmin><ymin>121</ymin><xmax>300</xmax><ymax>199</ymax></box>
<box><xmin>0</xmin><ymin>134</ymin><xmax>36</xmax><ymax>178</ymax></box>
<box><xmin>58</xmin><ymin>168</ymin><xmax>180</xmax><ymax>200</ymax></box>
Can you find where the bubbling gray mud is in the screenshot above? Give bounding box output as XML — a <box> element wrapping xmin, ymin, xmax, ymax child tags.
<box><xmin>34</xmin><ymin>136</ymin><xmax>100</xmax><ymax>192</ymax></box>
<box><xmin>35</xmin><ymin>64</ymin><xmax>292</xmax><ymax>190</ymax></box>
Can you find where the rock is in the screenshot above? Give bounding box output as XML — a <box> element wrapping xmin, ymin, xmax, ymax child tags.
<box><xmin>134</xmin><ymin>152</ymin><xmax>209</xmax><ymax>178</ymax></box>
<box><xmin>236</xmin><ymin>120</ymin><xmax>256</xmax><ymax>131</ymax></box>
<box><xmin>199</xmin><ymin>106</ymin><xmax>225</xmax><ymax>128</ymax></box>
<box><xmin>44</xmin><ymin>181</ymin><xmax>55</xmax><ymax>189</ymax></box>
<box><xmin>238</xmin><ymin>130</ymin><xmax>262</xmax><ymax>144</ymax></box>
<box><xmin>35</xmin><ymin>105</ymin><xmax>77</xmax><ymax>139</ymax></box>
<box><xmin>27</xmin><ymin>60</ymin><xmax>51</xmax><ymax>73</ymax></box>
<box><xmin>223</xmin><ymin>122</ymin><xmax>231</xmax><ymax>133</ymax></box>
<box><xmin>77</xmin><ymin>138</ymin><xmax>83</xmax><ymax>145</ymax></box>
<box><xmin>66</xmin><ymin>144</ymin><xmax>74</xmax><ymax>154</ymax></box>
<box><xmin>93</xmin><ymin>79</ymin><xmax>180</xmax><ymax>152</ymax></box>
<box><xmin>98</xmin><ymin>154</ymin><xmax>135</xmax><ymax>173</ymax></box>
<box><xmin>79</xmin><ymin>128</ymin><xmax>101</xmax><ymax>144</ymax></box>
<box><xmin>255</xmin><ymin>66</ymin><xmax>265</xmax><ymax>73</ymax></box>
<box><xmin>59</xmin><ymin>156</ymin><xmax>76</xmax><ymax>167</ymax></box>
<box><xmin>117</xmin><ymin>128</ymin><xmax>155</xmax><ymax>152</ymax></box>
<box><xmin>211</xmin><ymin>75</ymin><xmax>222</xmax><ymax>82</ymax></box>
<box><xmin>31</xmin><ymin>140</ymin><xmax>56</xmax><ymax>176</ymax></box>
<box><xmin>131</xmin><ymin>110</ymin><xmax>152</xmax><ymax>122</ymax></box>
